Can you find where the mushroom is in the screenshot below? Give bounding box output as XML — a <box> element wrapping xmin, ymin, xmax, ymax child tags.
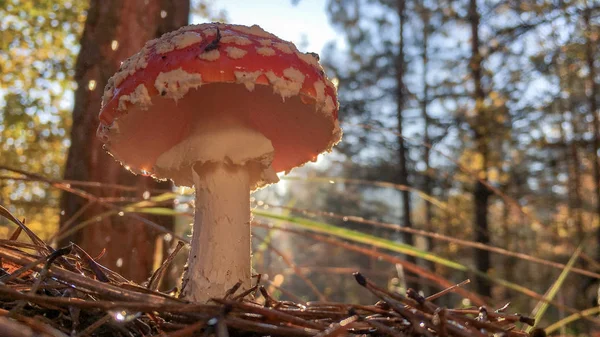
<box><xmin>97</xmin><ymin>23</ymin><xmax>341</xmax><ymax>302</ymax></box>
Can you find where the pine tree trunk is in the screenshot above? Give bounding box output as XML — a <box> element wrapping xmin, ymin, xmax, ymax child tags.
<box><xmin>395</xmin><ymin>0</ymin><xmax>414</xmax><ymax>261</ymax></box>
<box><xmin>560</xmin><ymin>63</ymin><xmax>584</xmax><ymax>243</ymax></box>
<box><xmin>468</xmin><ymin>0</ymin><xmax>491</xmax><ymax>298</ymax></box>
<box><xmin>419</xmin><ymin>5</ymin><xmax>435</xmax><ymax>280</ymax></box>
<box><xmin>584</xmin><ymin>5</ymin><xmax>600</xmax><ymax>259</ymax></box>
<box><xmin>60</xmin><ymin>0</ymin><xmax>189</xmax><ymax>283</ymax></box>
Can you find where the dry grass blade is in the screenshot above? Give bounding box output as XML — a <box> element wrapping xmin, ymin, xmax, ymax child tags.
<box><xmin>253</xmin><ymin>233</ymin><xmax>327</xmax><ymax>302</ymax></box>
<box><xmin>0</xmin><ymin>205</ymin><xmax>50</xmax><ymax>255</ymax></box>
<box><xmin>71</xmin><ymin>244</ymin><xmax>110</xmax><ymax>283</ymax></box>
<box><xmin>147</xmin><ymin>241</ymin><xmax>185</xmax><ymax>291</ymax></box>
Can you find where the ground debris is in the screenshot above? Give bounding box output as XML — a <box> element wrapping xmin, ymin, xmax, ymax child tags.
<box><xmin>0</xmin><ymin>206</ymin><xmax>536</xmax><ymax>336</ymax></box>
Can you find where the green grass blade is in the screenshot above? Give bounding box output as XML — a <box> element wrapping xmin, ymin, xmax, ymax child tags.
<box><xmin>253</xmin><ymin>210</ymin><xmax>468</xmax><ymax>271</ymax></box>
<box><xmin>122</xmin><ymin>207</ymin><xmax>184</xmax><ymax>216</ymax></box>
<box><xmin>525</xmin><ymin>245</ymin><xmax>582</xmax><ymax>333</ymax></box>
<box><xmin>253</xmin><ymin>210</ymin><xmax>573</xmax><ymax>306</ymax></box>
<box><xmin>544</xmin><ymin>306</ymin><xmax>600</xmax><ymax>335</ymax></box>
<box><xmin>255</xmin><ymin>198</ymin><xmax>297</xmax><ymax>255</ymax></box>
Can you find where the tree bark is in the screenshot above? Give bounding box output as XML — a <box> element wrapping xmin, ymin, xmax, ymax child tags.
<box><xmin>395</xmin><ymin>0</ymin><xmax>414</xmax><ymax>260</ymax></box>
<box><xmin>419</xmin><ymin>4</ymin><xmax>435</xmax><ymax>275</ymax></box>
<box><xmin>419</xmin><ymin>5</ymin><xmax>437</xmax><ymax>296</ymax></box>
<box><xmin>468</xmin><ymin>0</ymin><xmax>492</xmax><ymax>298</ymax></box>
<box><xmin>60</xmin><ymin>0</ymin><xmax>189</xmax><ymax>282</ymax></box>
<box><xmin>584</xmin><ymin>4</ymin><xmax>600</xmax><ymax>259</ymax></box>
<box><xmin>559</xmin><ymin>61</ymin><xmax>584</xmax><ymax>243</ymax></box>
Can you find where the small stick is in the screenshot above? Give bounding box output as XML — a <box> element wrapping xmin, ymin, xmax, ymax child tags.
<box><xmin>231</xmin><ymin>283</ymin><xmax>259</xmax><ymax>301</ymax></box>
<box><xmin>75</xmin><ymin>314</ymin><xmax>112</xmax><ymax>337</ymax></box>
<box><xmin>313</xmin><ymin>314</ymin><xmax>359</xmax><ymax>337</ymax></box>
<box><xmin>11</xmin><ymin>245</ymin><xmax>73</xmax><ymax>314</ymax></box>
<box><xmin>426</xmin><ymin>279</ymin><xmax>471</xmax><ymax>301</ymax></box>
<box><xmin>222</xmin><ymin>281</ymin><xmax>243</xmax><ymax>300</ymax></box>
<box><xmin>366</xmin><ymin>319</ymin><xmax>405</xmax><ymax>337</ymax></box>
<box><xmin>164</xmin><ymin>319</ymin><xmax>206</xmax><ymax>337</ymax></box>
<box><xmin>148</xmin><ymin>241</ymin><xmax>185</xmax><ymax>291</ymax></box>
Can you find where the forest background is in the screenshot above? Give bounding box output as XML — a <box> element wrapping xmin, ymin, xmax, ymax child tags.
<box><xmin>2</xmin><ymin>0</ymin><xmax>600</xmax><ymax>333</ymax></box>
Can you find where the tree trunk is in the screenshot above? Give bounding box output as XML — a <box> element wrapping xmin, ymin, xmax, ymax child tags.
<box><xmin>560</xmin><ymin>61</ymin><xmax>584</xmax><ymax>243</ymax></box>
<box><xmin>60</xmin><ymin>0</ymin><xmax>189</xmax><ymax>283</ymax></box>
<box><xmin>419</xmin><ymin>4</ymin><xmax>435</xmax><ymax>281</ymax></box>
<box><xmin>468</xmin><ymin>0</ymin><xmax>492</xmax><ymax>298</ymax></box>
<box><xmin>584</xmin><ymin>4</ymin><xmax>600</xmax><ymax>259</ymax></box>
<box><xmin>395</xmin><ymin>0</ymin><xmax>414</xmax><ymax>260</ymax></box>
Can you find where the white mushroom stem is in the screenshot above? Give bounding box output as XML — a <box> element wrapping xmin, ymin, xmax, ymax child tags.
<box><xmin>154</xmin><ymin>116</ymin><xmax>278</xmax><ymax>302</ymax></box>
<box><xmin>180</xmin><ymin>162</ymin><xmax>252</xmax><ymax>302</ymax></box>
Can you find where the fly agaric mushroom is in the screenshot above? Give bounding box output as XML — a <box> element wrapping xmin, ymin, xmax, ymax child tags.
<box><xmin>97</xmin><ymin>23</ymin><xmax>341</xmax><ymax>302</ymax></box>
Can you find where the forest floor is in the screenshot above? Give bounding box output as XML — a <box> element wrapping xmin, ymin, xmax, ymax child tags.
<box><xmin>0</xmin><ymin>205</ymin><xmax>543</xmax><ymax>337</ymax></box>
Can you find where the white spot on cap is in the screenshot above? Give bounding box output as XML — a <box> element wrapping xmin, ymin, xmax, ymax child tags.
<box><xmin>118</xmin><ymin>84</ymin><xmax>152</xmax><ymax>110</ymax></box>
<box><xmin>88</xmin><ymin>80</ymin><xmax>97</xmax><ymax>91</ymax></box>
<box><xmin>265</xmin><ymin>67</ymin><xmax>306</xmax><ymax>99</ymax></box>
<box><xmin>314</xmin><ymin>80</ymin><xmax>326</xmax><ymax>102</ymax></box>
<box><xmin>160</xmin><ymin>10</ymin><xmax>167</xmax><ymax>18</ymax></box>
<box><xmin>155</xmin><ymin>68</ymin><xmax>203</xmax><ymax>101</ymax></box>
<box><xmin>226</xmin><ymin>46</ymin><xmax>247</xmax><ymax>59</ymax></box>
<box><xmin>171</xmin><ymin>31</ymin><xmax>203</xmax><ymax>49</ymax></box>
<box><xmin>324</xmin><ymin>95</ymin><xmax>336</xmax><ymax>115</ymax></box>
<box><xmin>111</xmin><ymin>40</ymin><xmax>119</xmax><ymax>51</ymax></box>
<box><xmin>256</xmin><ymin>47</ymin><xmax>276</xmax><ymax>56</ymax></box>
<box><xmin>297</xmin><ymin>51</ymin><xmax>321</xmax><ymax>69</ymax></box>
<box><xmin>198</xmin><ymin>49</ymin><xmax>220</xmax><ymax>61</ymax></box>
<box><xmin>112</xmin><ymin>51</ymin><xmax>149</xmax><ymax>88</ymax></box>
<box><xmin>235</xmin><ymin>24</ymin><xmax>277</xmax><ymax>39</ymax></box>
<box><xmin>234</xmin><ymin>70</ymin><xmax>263</xmax><ymax>91</ymax></box>
<box><xmin>155</xmin><ymin>41</ymin><xmax>175</xmax><ymax>54</ymax></box>
<box><xmin>180</xmin><ymin>24</ymin><xmax>201</xmax><ymax>32</ymax></box>
<box><xmin>274</xmin><ymin>42</ymin><xmax>294</xmax><ymax>54</ymax></box>
<box><xmin>258</xmin><ymin>39</ymin><xmax>272</xmax><ymax>46</ymax></box>
<box><xmin>221</xmin><ymin>35</ymin><xmax>252</xmax><ymax>46</ymax></box>
<box><xmin>283</xmin><ymin>67</ymin><xmax>305</xmax><ymax>84</ymax></box>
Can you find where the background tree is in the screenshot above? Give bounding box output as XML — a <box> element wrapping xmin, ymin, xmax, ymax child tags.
<box><xmin>59</xmin><ymin>0</ymin><xmax>191</xmax><ymax>282</ymax></box>
<box><xmin>467</xmin><ymin>0</ymin><xmax>492</xmax><ymax>298</ymax></box>
<box><xmin>0</xmin><ymin>0</ymin><xmax>86</xmax><ymax>238</ymax></box>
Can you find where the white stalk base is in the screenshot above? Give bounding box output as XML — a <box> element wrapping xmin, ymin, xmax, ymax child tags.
<box><xmin>181</xmin><ymin>162</ymin><xmax>252</xmax><ymax>302</ymax></box>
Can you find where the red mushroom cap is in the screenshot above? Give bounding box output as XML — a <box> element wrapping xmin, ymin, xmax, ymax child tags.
<box><xmin>97</xmin><ymin>23</ymin><xmax>341</xmax><ymax>183</ymax></box>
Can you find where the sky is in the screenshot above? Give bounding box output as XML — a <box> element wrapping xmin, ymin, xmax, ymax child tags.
<box><xmin>192</xmin><ymin>0</ymin><xmax>341</xmax><ymax>55</ymax></box>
